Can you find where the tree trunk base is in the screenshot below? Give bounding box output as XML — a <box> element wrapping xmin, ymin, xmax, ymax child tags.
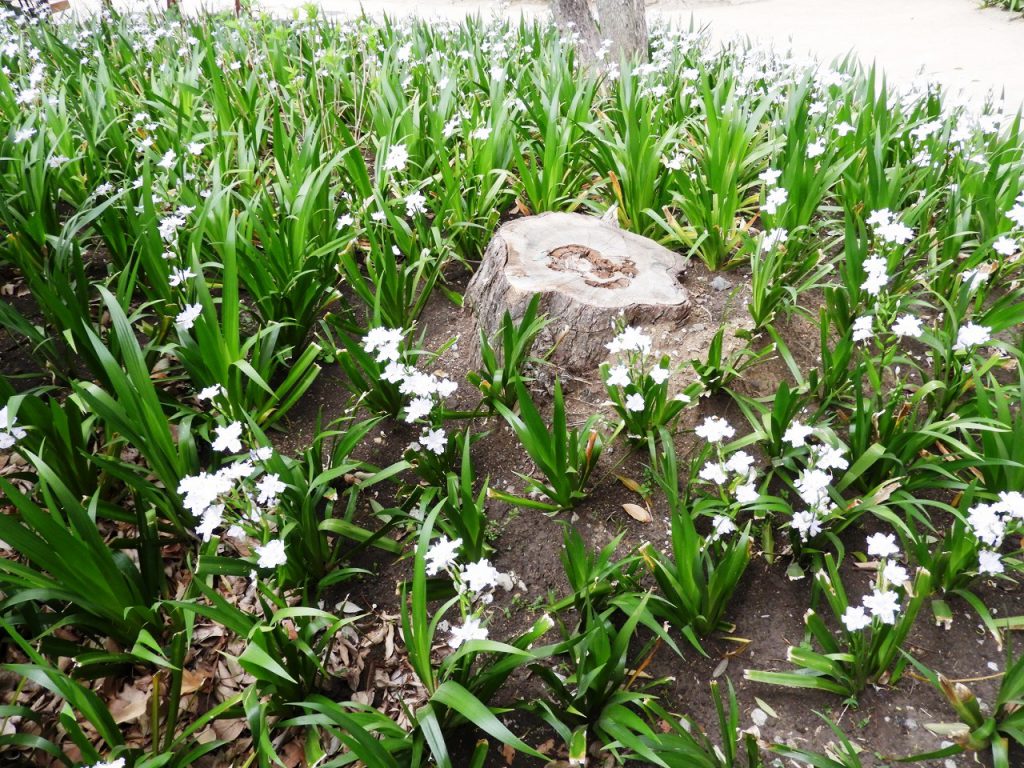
<box><xmin>465</xmin><ymin>212</ymin><xmax>691</xmax><ymax>375</ymax></box>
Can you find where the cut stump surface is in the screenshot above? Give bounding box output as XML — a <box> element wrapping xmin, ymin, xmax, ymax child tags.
<box><xmin>465</xmin><ymin>212</ymin><xmax>691</xmax><ymax>374</ymax></box>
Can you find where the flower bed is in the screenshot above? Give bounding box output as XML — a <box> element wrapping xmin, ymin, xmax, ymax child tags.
<box><xmin>1</xmin><ymin>5</ymin><xmax>1023</xmax><ymax>766</ymax></box>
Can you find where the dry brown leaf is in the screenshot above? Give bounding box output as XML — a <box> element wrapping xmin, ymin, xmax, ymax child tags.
<box><xmin>212</xmin><ymin>717</ymin><xmax>245</xmax><ymax>741</ymax></box>
<box><xmin>502</xmin><ymin>743</ymin><xmax>516</xmax><ymax>764</ymax></box>
<box><xmin>280</xmin><ymin>739</ymin><xmax>304</xmax><ymax>768</ymax></box>
<box><xmin>180</xmin><ymin>668</ymin><xmax>208</xmax><ymax>695</ymax></box>
<box><xmin>110</xmin><ymin>683</ymin><xmax>148</xmax><ymax>724</ymax></box>
<box><xmin>622</xmin><ymin>503</ymin><xmax>652</xmax><ymax>523</ymax></box>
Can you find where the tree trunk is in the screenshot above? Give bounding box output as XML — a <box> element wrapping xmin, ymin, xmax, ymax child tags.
<box><xmin>594</xmin><ymin>0</ymin><xmax>648</xmax><ymax>64</ymax></box>
<box><xmin>465</xmin><ymin>213</ymin><xmax>690</xmax><ymax>375</ymax></box>
<box><xmin>550</xmin><ymin>0</ymin><xmax>648</xmax><ymax>66</ymax></box>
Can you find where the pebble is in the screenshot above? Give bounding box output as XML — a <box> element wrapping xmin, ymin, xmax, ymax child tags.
<box><xmin>904</xmin><ymin>717</ymin><xmax>918</xmax><ymax>731</ymax></box>
<box><xmin>751</xmin><ymin>708</ymin><xmax>768</xmax><ymax>727</ymax></box>
<box><xmin>711</xmin><ymin>276</ymin><xmax>732</xmax><ymax>291</ymax></box>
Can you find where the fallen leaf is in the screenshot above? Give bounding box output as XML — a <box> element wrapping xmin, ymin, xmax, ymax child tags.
<box><xmin>622</xmin><ymin>503</ymin><xmax>652</xmax><ymax>523</ymax></box>
<box><xmin>181</xmin><ymin>668</ymin><xmax>208</xmax><ymax>695</ymax></box>
<box><xmin>110</xmin><ymin>683</ymin><xmax>148</xmax><ymax>724</ymax></box>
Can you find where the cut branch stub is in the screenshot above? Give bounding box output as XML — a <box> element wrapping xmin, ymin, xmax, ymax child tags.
<box><xmin>465</xmin><ymin>212</ymin><xmax>691</xmax><ymax>375</ymax></box>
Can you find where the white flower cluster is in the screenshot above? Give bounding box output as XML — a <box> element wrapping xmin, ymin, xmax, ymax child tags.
<box><xmin>783</xmin><ymin>421</ymin><xmax>848</xmax><ymax>542</ymax></box>
<box><xmin>86</xmin><ymin>759</ymin><xmax>126</xmax><ymax>768</ymax></box>
<box><xmin>176</xmin><ymin>415</ymin><xmax>286</xmax><ymax>567</ymax></box>
<box><xmin>840</xmin><ymin>533</ymin><xmax>909</xmax><ymax>631</ymax></box>
<box><xmin>698</xmin><ymin>448</ymin><xmax>759</xmax><ymax>506</ymax></box>
<box><xmin>605</xmin><ymin>325</ymin><xmax>652</xmax><ymax>357</ymax></box>
<box><xmin>424</xmin><ymin>534</ymin><xmax>515</xmax><ymax>649</ymax></box>
<box><xmin>866</xmin><ymin>208</ymin><xmax>914</xmax><ymax>246</ymax></box>
<box><xmin>362</xmin><ymin>327</ymin><xmax>457</xmax><ymax>439</ymax></box>
<box><xmin>0</xmin><ymin>404</ymin><xmax>26</xmax><ymax>450</ymax></box>
<box><xmin>603</xmin><ymin>326</ymin><xmax>675</xmax><ymax>416</ymax></box>
<box><xmin>966</xmin><ymin>492</ymin><xmax>1024</xmax><ymax>576</ymax></box>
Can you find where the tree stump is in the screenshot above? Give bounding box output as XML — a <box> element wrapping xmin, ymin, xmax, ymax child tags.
<box><xmin>465</xmin><ymin>212</ymin><xmax>691</xmax><ymax>375</ymax></box>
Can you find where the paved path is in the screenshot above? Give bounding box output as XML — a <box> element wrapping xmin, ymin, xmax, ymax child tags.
<box><xmin>65</xmin><ymin>0</ymin><xmax>1024</xmax><ymax>111</ymax></box>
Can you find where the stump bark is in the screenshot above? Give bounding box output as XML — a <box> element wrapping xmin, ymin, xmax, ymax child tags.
<box><xmin>465</xmin><ymin>212</ymin><xmax>691</xmax><ymax>375</ymax></box>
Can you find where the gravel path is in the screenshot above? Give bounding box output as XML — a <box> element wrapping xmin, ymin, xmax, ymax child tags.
<box><xmin>65</xmin><ymin>0</ymin><xmax>1024</xmax><ymax>110</ymax></box>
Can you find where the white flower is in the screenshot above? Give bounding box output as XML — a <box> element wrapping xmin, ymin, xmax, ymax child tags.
<box><xmin>724</xmin><ymin>451</ymin><xmax>754</xmax><ymax>475</ymax></box>
<box><xmin>795</xmin><ymin>468</ymin><xmax>832</xmax><ymax>508</ymax></box>
<box><xmin>197</xmin><ymin>384</ymin><xmax>225</xmax><ymax>402</ymax></box>
<box><xmin>758</xmin><ymin>168</ymin><xmax>782</xmax><ymax>186</ymax></box>
<box><xmin>196</xmin><ymin>504</ymin><xmax>224</xmax><ymax>541</ymax></box>
<box><xmin>993</xmin><ymin>236</ymin><xmax>1018</xmax><ymax>257</ymax></box>
<box><xmin>383</xmin><ymin>143</ymin><xmax>409</xmax><ymax>173</ymax></box>
<box><xmin>875</xmin><ymin>220</ymin><xmax>914</xmax><ymax>245</ymax></box>
<box><xmin>762</xmin><ymin>228</ymin><xmax>788</xmax><ymax>251</ymax></box>
<box><xmin>997</xmin><ymin>491</ymin><xmax>1024</xmax><ymax>520</ymax></box>
<box><xmin>734</xmin><ymin>481</ymin><xmax>759</xmax><ymax>504</ymax></box>
<box><xmin>404</xmin><ymin>396</ymin><xmax>433</xmax><ymax>423</ymax></box>
<box><xmin>852</xmin><ymin>315</ymin><xmax>873</xmax><ymax>342</ymax></box>
<box><xmin>812</xmin><ymin>444</ymin><xmax>849</xmax><ymax>472</ymax></box>
<box><xmin>866</xmin><ymin>532</ymin><xmax>900</xmax><ymax>559</ymax></box>
<box><xmin>0</xmin><ymin>405</ymin><xmax>27</xmax><ymax>450</ymax></box>
<box><xmin>953</xmin><ymin>322</ymin><xmax>991</xmax><ymax>352</ymax></box>
<box><xmin>891</xmin><ymin>314</ymin><xmax>923</xmax><ymax>338</ymax></box>
<box><xmin>841</xmin><ymin>605</ymin><xmax>872</xmax><ymax>632</ymax></box>
<box><xmin>382</xmin><ymin>361</ymin><xmax>408</xmax><ymax>383</ymax></box>
<box><xmin>861</xmin><ymin>253</ymin><xmax>889</xmax><ymax>296</ymax></box>
<box><xmin>157</xmin><ymin>149</ymin><xmax>176</xmax><ymax>169</ymax></box>
<box><xmin>790</xmin><ymin>509</ymin><xmax>822</xmax><ymax>541</ymax></box>
<box><xmin>460</xmin><ymin>559</ymin><xmax>502</xmax><ymax>596</ymax></box>
<box><xmin>695</xmin><ymin>416</ymin><xmax>735</xmax><ymax>443</ymax></box>
<box><xmin>806</xmin><ymin>139</ymin><xmax>826</xmax><ymax>158</ymax></box>
<box><xmin>782</xmin><ymin>421</ymin><xmax>814</xmax><ymax>448</ymax></box>
<box><xmin>882</xmin><ymin>561</ymin><xmax>910</xmax><ymax>588</ymax></box>
<box><xmin>448</xmin><ymin>616</ymin><xmax>488</xmax><ymax>649</ymax></box>
<box><xmin>256</xmin><ymin>473</ymin><xmax>286</xmax><ymax>506</ymax></box>
<box><xmin>699</xmin><ymin>461</ymin><xmax>728</xmax><ymax>485</ymax></box>
<box><xmin>335</xmin><ymin>213</ymin><xmax>354</xmax><ymax>231</ymax></box>
<box><xmin>968</xmin><ymin>503</ymin><xmax>1006</xmax><ymax>547</ymax></box>
<box><xmin>709</xmin><ymin>515</ymin><xmax>737</xmax><ymax>541</ymax></box>
<box><xmin>87</xmin><ymin>759</ymin><xmax>126</xmax><ymax>768</ymax></box>
<box><xmin>362</xmin><ymin>327</ymin><xmax>404</xmax><ymax>362</ymax></box>
<box><xmin>862</xmin><ymin>589</ymin><xmax>900</xmax><ymax>624</ymax></box>
<box><xmin>1007</xmin><ymin>203</ymin><xmax>1024</xmax><ymax>229</ymax></box>
<box><xmin>649</xmin><ymin>365</ymin><xmax>670</xmax><ymax>385</ymax></box>
<box><xmin>866</xmin><ymin>209</ymin><xmax>893</xmax><ymax>228</ymax></box>
<box><xmin>168</xmin><ymin>266</ymin><xmax>195</xmax><ymax>287</ymax></box>
<box><xmin>14</xmin><ymin>127</ymin><xmax>36</xmax><ymax>143</ymax></box>
<box><xmin>605</xmin><ymin>365</ymin><xmax>630</xmax><ymax>388</ymax></box>
<box><xmin>175</xmin><ymin>303</ymin><xmax>202</xmax><ymax>330</ymax></box>
<box><xmin>255</xmin><ymin>539</ymin><xmax>287</xmax><ymax>569</ymax></box>
<box><xmin>470</xmin><ymin>126</ymin><xmax>491</xmax><ymax>141</ymax></box>
<box><xmin>834</xmin><ymin>121</ymin><xmax>855</xmax><ymax>137</ymax></box>
<box><xmin>606</xmin><ymin>326</ymin><xmax>652</xmax><ymax>356</ymax></box>
<box><xmin>187</xmin><ymin>141</ymin><xmax>204</xmax><ymax>155</ymax></box>
<box><xmin>978</xmin><ymin>549</ymin><xmax>1004</xmax><ymax>576</ymax></box>
<box><xmin>404</xmin><ymin>191</ymin><xmax>427</xmax><ymax>217</ymax></box>
<box><xmin>624</xmin><ymin>393</ymin><xmax>645</xmax><ymax>412</ymax></box>
<box><xmin>211</xmin><ymin>421</ymin><xmax>243</xmax><ymax>454</ymax></box>
<box><xmin>426</xmin><ymin>535</ymin><xmax>462</xmax><ymax>576</ymax></box>
<box><xmin>252</xmin><ymin>446</ymin><xmax>274</xmax><ymax>462</ymax></box>
<box><xmin>419</xmin><ymin>428</ymin><xmax>447</xmax><ymax>455</ymax></box>
<box><xmin>177</xmin><ymin>471</ymin><xmax>233</xmax><ymax>517</ymax></box>
<box><xmin>763</xmin><ymin>187</ymin><xmax>788</xmax><ymax>215</ymax></box>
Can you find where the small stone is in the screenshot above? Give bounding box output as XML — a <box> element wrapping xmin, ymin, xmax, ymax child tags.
<box><xmin>904</xmin><ymin>718</ymin><xmax>918</xmax><ymax>731</ymax></box>
<box><xmin>751</xmin><ymin>708</ymin><xmax>768</xmax><ymax>727</ymax></box>
<box><xmin>711</xmin><ymin>275</ymin><xmax>732</xmax><ymax>292</ymax></box>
